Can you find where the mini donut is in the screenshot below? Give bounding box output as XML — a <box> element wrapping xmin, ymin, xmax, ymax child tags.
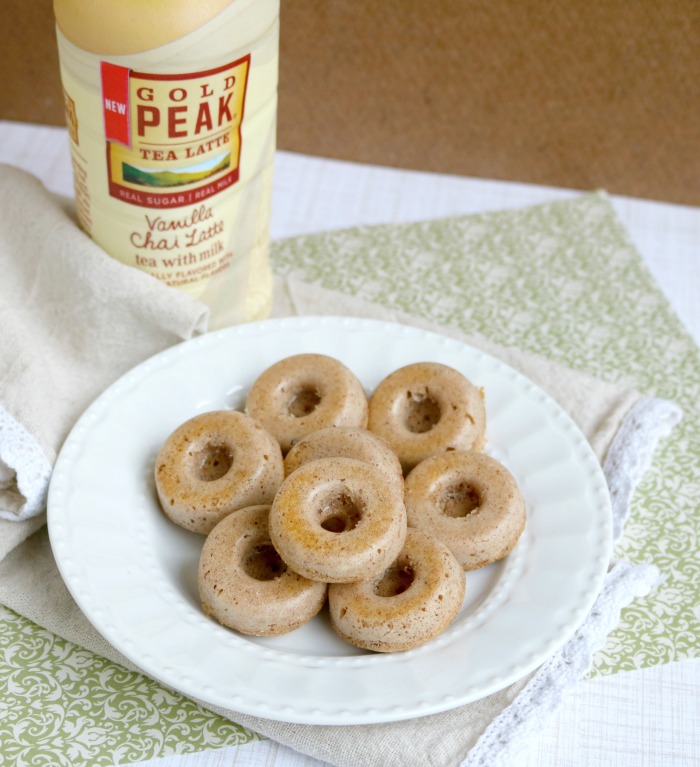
<box><xmin>245</xmin><ymin>354</ymin><xmax>368</xmax><ymax>453</ymax></box>
<box><xmin>199</xmin><ymin>505</ymin><xmax>327</xmax><ymax>636</ymax></box>
<box><xmin>367</xmin><ymin>361</ymin><xmax>486</xmax><ymax>473</ymax></box>
<box><xmin>154</xmin><ymin>410</ymin><xmax>284</xmax><ymax>534</ymax></box>
<box><xmin>269</xmin><ymin>456</ymin><xmax>407</xmax><ymax>583</ymax></box>
<box><xmin>284</xmin><ymin>427</ymin><xmax>403</xmax><ymax>496</ymax></box>
<box><xmin>328</xmin><ymin>528</ymin><xmax>465</xmax><ymax>652</ymax></box>
<box><xmin>404</xmin><ymin>451</ymin><xmax>526</xmax><ymax>570</ymax></box>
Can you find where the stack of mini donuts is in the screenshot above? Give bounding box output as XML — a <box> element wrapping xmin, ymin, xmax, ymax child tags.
<box><xmin>154</xmin><ymin>354</ymin><xmax>526</xmax><ymax>652</ymax></box>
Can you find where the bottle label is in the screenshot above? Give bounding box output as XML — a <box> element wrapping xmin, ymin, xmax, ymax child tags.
<box><xmin>100</xmin><ymin>56</ymin><xmax>250</xmax><ymax>209</ymax></box>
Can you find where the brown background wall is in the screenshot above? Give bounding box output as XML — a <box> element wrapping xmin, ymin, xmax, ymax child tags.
<box><xmin>2</xmin><ymin>0</ymin><xmax>698</xmax><ymax>205</ymax></box>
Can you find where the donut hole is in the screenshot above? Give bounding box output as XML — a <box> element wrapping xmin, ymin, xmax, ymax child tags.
<box><xmin>374</xmin><ymin>560</ymin><xmax>415</xmax><ymax>597</ymax></box>
<box><xmin>404</xmin><ymin>390</ymin><xmax>441</xmax><ymax>433</ymax></box>
<box><xmin>287</xmin><ymin>386</ymin><xmax>322</xmax><ymax>417</ymax></box>
<box><xmin>318</xmin><ymin>490</ymin><xmax>363</xmax><ymax>533</ymax></box>
<box><xmin>441</xmin><ymin>481</ymin><xmax>481</xmax><ymax>518</ymax></box>
<box><xmin>243</xmin><ymin>542</ymin><xmax>288</xmax><ymax>581</ymax></box>
<box><xmin>192</xmin><ymin>443</ymin><xmax>233</xmax><ymax>481</ymax></box>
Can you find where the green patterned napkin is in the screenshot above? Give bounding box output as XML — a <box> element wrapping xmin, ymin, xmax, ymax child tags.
<box><xmin>0</xmin><ymin>191</ymin><xmax>696</xmax><ymax>765</ymax></box>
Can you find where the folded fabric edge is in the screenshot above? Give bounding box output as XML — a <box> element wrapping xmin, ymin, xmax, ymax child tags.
<box><xmin>461</xmin><ymin>560</ymin><xmax>659</xmax><ymax>767</ymax></box>
<box><xmin>603</xmin><ymin>396</ymin><xmax>683</xmax><ymax>542</ymax></box>
<box><xmin>0</xmin><ymin>403</ymin><xmax>52</xmax><ymax>522</ymax></box>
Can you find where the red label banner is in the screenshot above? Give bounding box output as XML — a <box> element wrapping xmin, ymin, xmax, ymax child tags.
<box><xmin>100</xmin><ymin>62</ymin><xmax>131</xmax><ymax>147</ymax></box>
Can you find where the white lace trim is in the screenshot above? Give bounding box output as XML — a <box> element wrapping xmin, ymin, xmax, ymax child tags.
<box><xmin>462</xmin><ymin>560</ymin><xmax>659</xmax><ymax>767</ymax></box>
<box><xmin>0</xmin><ymin>404</ymin><xmax>52</xmax><ymax>521</ymax></box>
<box><xmin>603</xmin><ymin>396</ymin><xmax>683</xmax><ymax>542</ymax></box>
<box><xmin>463</xmin><ymin>395</ymin><xmax>682</xmax><ymax>766</ymax></box>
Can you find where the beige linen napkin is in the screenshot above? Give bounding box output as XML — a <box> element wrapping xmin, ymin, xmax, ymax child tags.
<box><xmin>0</xmin><ymin>165</ymin><xmax>208</xmax><ymax>531</ymax></box>
<box><xmin>0</xmin><ymin>170</ymin><xmax>681</xmax><ymax>766</ymax></box>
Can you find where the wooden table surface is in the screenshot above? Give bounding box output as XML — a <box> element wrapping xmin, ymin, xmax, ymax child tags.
<box><xmin>2</xmin><ymin>0</ymin><xmax>698</xmax><ymax>205</ymax></box>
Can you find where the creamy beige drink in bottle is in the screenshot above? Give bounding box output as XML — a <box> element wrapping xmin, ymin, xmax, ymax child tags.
<box><xmin>54</xmin><ymin>0</ymin><xmax>279</xmax><ymax>329</ymax></box>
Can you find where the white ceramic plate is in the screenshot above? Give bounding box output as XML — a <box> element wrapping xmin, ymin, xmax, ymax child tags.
<box><xmin>48</xmin><ymin>317</ymin><xmax>612</xmax><ymax>725</ymax></box>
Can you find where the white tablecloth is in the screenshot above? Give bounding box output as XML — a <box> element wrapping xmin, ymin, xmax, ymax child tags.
<box><xmin>0</xmin><ymin>120</ymin><xmax>697</xmax><ymax>767</ymax></box>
